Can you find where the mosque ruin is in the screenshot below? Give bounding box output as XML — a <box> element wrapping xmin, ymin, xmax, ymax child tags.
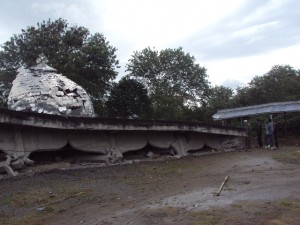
<box><xmin>0</xmin><ymin>56</ymin><xmax>246</xmax><ymax>177</ymax></box>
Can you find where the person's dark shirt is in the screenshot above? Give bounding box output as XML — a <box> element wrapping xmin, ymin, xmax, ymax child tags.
<box><xmin>256</xmin><ymin>121</ymin><xmax>262</xmax><ymax>134</ymax></box>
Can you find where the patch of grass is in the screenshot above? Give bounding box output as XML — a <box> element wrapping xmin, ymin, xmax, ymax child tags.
<box><xmin>3</xmin><ymin>188</ymin><xmax>52</xmax><ymax>208</ymax></box>
<box><xmin>231</xmin><ymin>204</ymin><xmax>243</xmax><ymax>210</ymax></box>
<box><xmin>280</xmin><ymin>199</ymin><xmax>300</xmax><ymax>210</ymax></box>
<box><xmin>114</xmin><ymin>160</ymin><xmax>197</xmax><ymax>185</ymax></box>
<box><xmin>272</xmin><ymin>150</ymin><xmax>300</xmax><ymax>164</ymax></box>
<box><xmin>3</xmin><ymin>186</ymin><xmax>89</xmax><ymax>208</ymax></box>
<box><xmin>0</xmin><ymin>210</ymin><xmax>51</xmax><ymax>225</ymax></box>
<box><xmin>149</xmin><ymin>200</ymin><xmax>300</xmax><ymax>225</ymax></box>
<box><xmin>224</xmin><ymin>187</ymin><xmax>236</xmax><ymax>192</ymax></box>
<box><xmin>187</xmin><ymin>211</ymin><xmax>219</xmax><ymax>225</ymax></box>
<box><xmin>140</xmin><ymin>160</ymin><xmax>195</xmax><ymax>175</ymax></box>
<box><xmin>1</xmin><ymin>186</ymin><xmax>91</xmax><ymax>225</ymax></box>
<box><xmin>147</xmin><ymin>207</ymin><xmax>219</xmax><ymax>225</ymax></box>
<box><xmin>264</xmin><ymin>200</ymin><xmax>300</xmax><ymax>225</ymax></box>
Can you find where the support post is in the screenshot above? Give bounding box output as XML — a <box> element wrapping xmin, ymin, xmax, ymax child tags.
<box><xmin>13</xmin><ymin>129</ymin><xmax>25</xmax><ymax>158</ymax></box>
<box><xmin>284</xmin><ymin>112</ymin><xmax>287</xmax><ymax>138</ymax></box>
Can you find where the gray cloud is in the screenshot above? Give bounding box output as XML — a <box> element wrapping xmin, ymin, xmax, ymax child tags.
<box><xmin>1</xmin><ymin>0</ymin><xmax>299</xmax><ymax>76</ymax></box>
<box><xmin>184</xmin><ymin>0</ymin><xmax>300</xmax><ymax>60</ymax></box>
<box><xmin>0</xmin><ymin>0</ymin><xmax>93</xmax><ymax>44</ymax></box>
<box><xmin>0</xmin><ymin>1</ymin><xmax>38</xmax><ymax>42</ymax></box>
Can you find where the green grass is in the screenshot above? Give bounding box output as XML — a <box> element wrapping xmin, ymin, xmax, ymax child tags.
<box><xmin>231</xmin><ymin>204</ymin><xmax>243</xmax><ymax>210</ymax></box>
<box><xmin>187</xmin><ymin>211</ymin><xmax>219</xmax><ymax>225</ymax></box>
<box><xmin>114</xmin><ymin>159</ymin><xmax>197</xmax><ymax>185</ymax></box>
<box><xmin>272</xmin><ymin>149</ymin><xmax>300</xmax><ymax>164</ymax></box>
<box><xmin>280</xmin><ymin>199</ymin><xmax>300</xmax><ymax>210</ymax></box>
<box><xmin>0</xmin><ymin>187</ymin><xmax>90</xmax><ymax>225</ymax></box>
<box><xmin>3</xmin><ymin>186</ymin><xmax>88</xmax><ymax>208</ymax></box>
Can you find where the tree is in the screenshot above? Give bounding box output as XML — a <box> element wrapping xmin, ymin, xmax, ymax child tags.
<box><xmin>105</xmin><ymin>77</ymin><xmax>151</xmax><ymax>119</ymax></box>
<box><xmin>203</xmin><ymin>85</ymin><xmax>234</xmax><ymax>121</ymax></box>
<box><xmin>232</xmin><ymin>65</ymin><xmax>300</xmax><ymax>107</ymax></box>
<box><xmin>0</xmin><ymin>18</ymin><xmax>119</xmax><ymax>114</ymax></box>
<box><xmin>231</xmin><ymin>86</ymin><xmax>252</xmax><ymax>107</ymax></box>
<box><xmin>126</xmin><ymin>47</ymin><xmax>210</xmax><ymax>120</ymax></box>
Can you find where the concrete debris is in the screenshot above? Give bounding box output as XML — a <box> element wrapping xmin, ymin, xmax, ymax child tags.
<box><xmin>7</xmin><ymin>54</ymin><xmax>95</xmax><ymax>117</ymax></box>
<box><xmin>0</xmin><ymin>155</ymin><xmax>19</xmax><ymax>177</ymax></box>
<box><xmin>146</xmin><ymin>151</ymin><xmax>155</xmax><ymax>158</ymax></box>
<box><xmin>0</xmin><ymin>153</ymin><xmax>35</xmax><ymax>177</ymax></box>
<box><xmin>11</xmin><ymin>156</ymin><xmax>34</xmax><ymax>169</ymax></box>
<box><xmin>109</xmin><ymin>150</ymin><xmax>123</xmax><ymax>164</ymax></box>
<box><xmin>36</xmin><ymin>207</ymin><xmax>46</xmax><ymax>212</ymax></box>
<box><xmin>73</xmin><ymin>154</ymin><xmax>110</xmax><ymax>164</ymax></box>
<box><xmin>221</xmin><ymin>138</ymin><xmax>244</xmax><ymax>151</ymax></box>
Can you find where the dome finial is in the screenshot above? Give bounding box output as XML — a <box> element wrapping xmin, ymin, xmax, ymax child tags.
<box><xmin>30</xmin><ymin>54</ymin><xmax>56</xmax><ymax>72</ymax></box>
<box><xmin>36</xmin><ymin>53</ymin><xmax>48</xmax><ymax>65</ymax></box>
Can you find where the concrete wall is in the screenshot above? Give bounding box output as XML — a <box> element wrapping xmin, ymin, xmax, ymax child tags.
<box><xmin>0</xmin><ymin>109</ymin><xmax>245</xmax><ymax>162</ymax></box>
<box><xmin>0</xmin><ymin>126</ymin><xmax>244</xmax><ymax>160</ymax></box>
<box><xmin>0</xmin><ymin>109</ymin><xmax>246</xmax><ymax>136</ymax></box>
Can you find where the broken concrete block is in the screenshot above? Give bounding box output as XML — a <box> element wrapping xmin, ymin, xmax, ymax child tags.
<box><xmin>146</xmin><ymin>151</ymin><xmax>155</xmax><ymax>158</ymax></box>
<box><xmin>109</xmin><ymin>149</ymin><xmax>123</xmax><ymax>163</ymax></box>
<box><xmin>56</xmin><ymin>91</ymin><xmax>64</xmax><ymax>97</ymax></box>
<box><xmin>0</xmin><ymin>155</ymin><xmax>19</xmax><ymax>177</ymax></box>
<box><xmin>4</xmin><ymin>165</ymin><xmax>19</xmax><ymax>177</ymax></box>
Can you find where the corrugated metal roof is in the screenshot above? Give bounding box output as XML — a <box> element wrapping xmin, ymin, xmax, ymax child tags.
<box><xmin>212</xmin><ymin>100</ymin><xmax>300</xmax><ymax>120</ymax></box>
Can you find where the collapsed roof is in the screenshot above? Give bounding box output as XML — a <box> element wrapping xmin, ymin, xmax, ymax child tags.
<box><xmin>7</xmin><ymin>55</ymin><xmax>95</xmax><ymax>117</ymax></box>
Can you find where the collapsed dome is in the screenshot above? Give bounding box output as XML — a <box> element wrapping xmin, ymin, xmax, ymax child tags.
<box><xmin>7</xmin><ymin>55</ymin><xmax>95</xmax><ymax>117</ymax></box>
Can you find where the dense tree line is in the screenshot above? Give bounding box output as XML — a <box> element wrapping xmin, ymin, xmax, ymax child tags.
<box><xmin>1</xmin><ymin>19</ymin><xmax>300</xmax><ymax>122</ymax></box>
<box><xmin>233</xmin><ymin>65</ymin><xmax>300</xmax><ymax>106</ymax></box>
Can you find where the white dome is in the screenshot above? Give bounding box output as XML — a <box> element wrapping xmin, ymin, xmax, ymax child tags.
<box><xmin>7</xmin><ymin>55</ymin><xmax>95</xmax><ymax>117</ymax></box>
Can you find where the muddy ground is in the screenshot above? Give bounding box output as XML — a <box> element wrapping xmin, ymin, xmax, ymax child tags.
<box><xmin>1</xmin><ymin>141</ymin><xmax>300</xmax><ymax>225</ymax></box>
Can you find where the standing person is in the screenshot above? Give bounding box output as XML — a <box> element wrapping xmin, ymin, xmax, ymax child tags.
<box><xmin>244</xmin><ymin>120</ymin><xmax>252</xmax><ymax>149</ymax></box>
<box><xmin>265</xmin><ymin>118</ymin><xmax>274</xmax><ymax>149</ymax></box>
<box><xmin>256</xmin><ymin>119</ymin><xmax>263</xmax><ymax>148</ymax></box>
<box><xmin>273</xmin><ymin>121</ymin><xmax>278</xmax><ymax>149</ymax></box>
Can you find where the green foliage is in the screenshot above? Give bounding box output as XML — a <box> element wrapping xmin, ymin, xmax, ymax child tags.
<box><xmin>149</xmin><ymin>89</ymin><xmax>186</xmax><ymax>120</ymax></box>
<box><xmin>126</xmin><ymin>47</ymin><xmax>210</xmax><ymax>120</ymax></box>
<box><xmin>0</xmin><ymin>18</ymin><xmax>119</xmax><ymax>114</ymax></box>
<box><xmin>202</xmin><ymin>85</ymin><xmax>234</xmax><ymax>122</ymax></box>
<box><xmin>106</xmin><ymin>77</ymin><xmax>151</xmax><ymax>119</ymax></box>
<box><xmin>202</xmin><ymin>65</ymin><xmax>300</xmax><ymax>122</ymax></box>
<box><xmin>232</xmin><ymin>65</ymin><xmax>300</xmax><ymax>107</ymax></box>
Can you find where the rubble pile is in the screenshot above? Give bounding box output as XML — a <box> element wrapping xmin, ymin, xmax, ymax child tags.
<box><xmin>7</xmin><ymin>55</ymin><xmax>95</xmax><ymax>117</ymax></box>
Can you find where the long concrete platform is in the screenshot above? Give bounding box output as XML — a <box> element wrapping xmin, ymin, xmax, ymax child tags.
<box><xmin>0</xmin><ymin>108</ymin><xmax>246</xmax><ymax>168</ymax></box>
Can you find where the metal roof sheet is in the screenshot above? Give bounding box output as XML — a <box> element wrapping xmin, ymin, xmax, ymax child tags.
<box><xmin>212</xmin><ymin>100</ymin><xmax>300</xmax><ymax>120</ymax></box>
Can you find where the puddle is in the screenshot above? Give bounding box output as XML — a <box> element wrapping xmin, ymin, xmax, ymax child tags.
<box><xmin>233</xmin><ymin>156</ymin><xmax>279</xmax><ymax>169</ymax></box>
<box><xmin>148</xmin><ymin>178</ymin><xmax>300</xmax><ymax>211</ymax></box>
<box><xmin>148</xmin><ymin>188</ymin><xmax>233</xmax><ymax>210</ymax></box>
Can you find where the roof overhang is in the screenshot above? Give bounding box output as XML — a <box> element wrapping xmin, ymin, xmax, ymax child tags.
<box><xmin>213</xmin><ymin>100</ymin><xmax>300</xmax><ymax>120</ymax></box>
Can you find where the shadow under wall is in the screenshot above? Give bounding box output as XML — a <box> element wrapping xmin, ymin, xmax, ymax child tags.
<box><xmin>29</xmin><ymin>143</ymin><xmax>105</xmax><ymax>164</ymax></box>
<box><xmin>187</xmin><ymin>145</ymin><xmax>213</xmax><ymax>154</ymax></box>
<box><xmin>0</xmin><ymin>151</ymin><xmax>6</xmax><ymax>161</ymax></box>
<box><xmin>123</xmin><ymin>143</ymin><xmax>176</xmax><ymax>160</ymax></box>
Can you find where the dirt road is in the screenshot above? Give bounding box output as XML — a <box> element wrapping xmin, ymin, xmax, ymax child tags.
<box><xmin>1</xmin><ymin>146</ymin><xmax>300</xmax><ymax>225</ymax></box>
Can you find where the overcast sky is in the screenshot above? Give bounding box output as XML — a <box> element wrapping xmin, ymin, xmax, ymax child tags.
<box><xmin>1</xmin><ymin>0</ymin><xmax>300</xmax><ymax>86</ymax></box>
